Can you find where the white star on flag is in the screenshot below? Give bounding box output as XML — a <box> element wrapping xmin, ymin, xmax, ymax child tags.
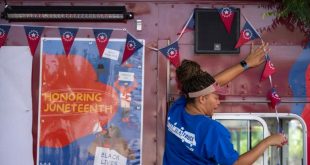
<box><xmin>243</xmin><ymin>29</ymin><xmax>252</xmax><ymax>39</ymax></box>
<box><xmin>222</xmin><ymin>8</ymin><xmax>232</xmax><ymax>17</ymax></box>
<box><xmin>96</xmin><ymin>33</ymin><xmax>108</xmax><ymax>43</ymax></box>
<box><xmin>167</xmin><ymin>48</ymin><xmax>177</xmax><ymax>58</ymax></box>
<box><xmin>127</xmin><ymin>40</ymin><xmax>136</xmax><ymax>50</ymax></box>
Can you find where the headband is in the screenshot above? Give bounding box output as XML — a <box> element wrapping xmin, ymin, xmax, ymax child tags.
<box><xmin>188</xmin><ymin>83</ymin><xmax>226</xmax><ymax>98</ymax></box>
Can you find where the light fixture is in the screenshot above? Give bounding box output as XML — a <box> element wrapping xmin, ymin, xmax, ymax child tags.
<box><xmin>1</xmin><ymin>5</ymin><xmax>134</xmax><ymax>22</ymax></box>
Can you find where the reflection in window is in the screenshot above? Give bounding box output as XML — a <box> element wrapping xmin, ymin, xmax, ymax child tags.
<box><xmin>218</xmin><ymin>120</ymin><xmax>264</xmax><ymax>165</ymax></box>
<box><xmin>215</xmin><ymin>115</ymin><xmax>305</xmax><ymax>165</ymax></box>
<box><xmin>288</xmin><ymin>120</ymin><xmax>303</xmax><ymax>165</ymax></box>
<box><xmin>262</xmin><ymin>118</ymin><xmax>304</xmax><ymax>165</ymax></box>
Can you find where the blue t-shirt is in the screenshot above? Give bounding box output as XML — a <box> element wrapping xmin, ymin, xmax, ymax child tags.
<box><xmin>163</xmin><ymin>96</ymin><xmax>239</xmax><ymax>165</ymax></box>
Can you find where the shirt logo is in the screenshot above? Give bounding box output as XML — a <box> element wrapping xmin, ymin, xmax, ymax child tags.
<box><xmin>167</xmin><ymin>117</ymin><xmax>196</xmax><ymax>150</ymax></box>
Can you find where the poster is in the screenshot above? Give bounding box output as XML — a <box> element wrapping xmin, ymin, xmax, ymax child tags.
<box><xmin>38</xmin><ymin>38</ymin><xmax>144</xmax><ymax>165</ymax></box>
<box><xmin>0</xmin><ymin>46</ymin><xmax>33</xmax><ymax>165</ymax></box>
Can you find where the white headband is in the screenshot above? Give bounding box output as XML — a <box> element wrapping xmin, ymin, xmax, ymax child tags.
<box><xmin>188</xmin><ymin>83</ymin><xmax>226</xmax><ymax>98</ymax></box>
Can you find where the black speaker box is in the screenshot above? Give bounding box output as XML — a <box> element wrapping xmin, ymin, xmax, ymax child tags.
<box><xmin>194</xmin><ymin>8</ymin><xmax>240</xmax><ymax>54</ymax></box>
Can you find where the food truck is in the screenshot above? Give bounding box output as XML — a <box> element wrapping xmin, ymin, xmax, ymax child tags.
<box><xmin>0</xmin><ymin>0</ymin><xmax>309</xmax><ymax>165</ymax></box>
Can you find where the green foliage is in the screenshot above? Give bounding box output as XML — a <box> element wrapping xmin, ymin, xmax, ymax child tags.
<box><xmin>265</xmin><ymin>0</ymin><xmax>310</xmax><ymax>29</ymax></box>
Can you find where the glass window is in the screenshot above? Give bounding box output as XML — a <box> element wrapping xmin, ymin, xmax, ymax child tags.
<box><xmin>214</xmin><ymin>113</ymin><xmax>306</xmax><ymax>165</ymax></box>
<box><xmin>263</xmin><ymin>118</ymin><xmax>304</xmax><ymax>165</ymax></box>
<box><xmin>218</xmin><ymin>119</ymin><xmax>264</xmax><ymax>165</ymax></box>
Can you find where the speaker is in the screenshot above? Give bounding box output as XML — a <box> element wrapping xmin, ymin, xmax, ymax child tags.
<box><xmin>194</xmin><ymin>8</ymin><xmax>240</xmax><ymax>54</ymax></box>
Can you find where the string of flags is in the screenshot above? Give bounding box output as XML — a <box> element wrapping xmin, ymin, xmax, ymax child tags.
<box><xmin>0</xmin><ymin>7</ymin><xmax>263</xmax><ymax>68</ymax></box>
<box><xmin>176</xmin><ymin>7</ymin><xmax>281</xmax><ymax>114</ymax></box>
<box><xmin>0</xmin><ymin>7</ymin><xmax>281</xmax><ymax>113</ymax></box>
<box><xmin>0</xmin><ymin>24</ymin><xmax>143</xmax><ymax>64</ymax></box>
<box><xmin>173</xmin><ymin>7</ymin><xmax>282</xmax><ymax>124</ymax></box>
<box><xmin>240</xmin><ymin>13</ymin><xmax>281</xmax><ymax>130</ymax></box>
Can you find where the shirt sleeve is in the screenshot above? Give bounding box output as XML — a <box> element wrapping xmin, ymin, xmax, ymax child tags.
<box><xmin>203</xmin><ymin>122</ymin><xmax>239</xmax><ymax>165</ymax></box>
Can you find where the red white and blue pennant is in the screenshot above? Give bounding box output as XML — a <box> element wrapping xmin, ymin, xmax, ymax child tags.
<box><xmin>260</xmin><ymin>54</ymin><xmax>276</xmax><ymax>81</ymax></box>
<box><xmin>93</xmin><ymin>29</ymin><xmax>113</xmax><ymax>58</ymax></box>
<box><xmin>24</xmin><ymin>26</ymin><xmax>44</xmax><ymax>56</ymax></box>
<box><xmin>59</xmin><ymin>27</ymin><xmax>78</xmax><ymax>56</ymax></box>
<box><xmin>159</xmin><ymin>41</ymin><xmax>180</xmax><ymax>67</ymax></box>
<box><xmin>0</xmin><ymin>25</ymin><xmax>11</xmax><ymax>48</ymax></box>
<box><xmin>235</xmin><ymin>21</ymin><xmax>260</xmax><ymax>48</ymax></box>
<box><xmin>218</xmin><ymin>7</ymin><xmax>235</xmax><ymax>34</ymax></box>
<box><xmin>122</xmin><ymin>33</ymin><xmax>143</xmax><ymax>64</ymax></box>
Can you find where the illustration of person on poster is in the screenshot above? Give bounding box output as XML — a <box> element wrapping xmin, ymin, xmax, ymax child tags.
<box><xmin>114</xmin><ymin>74</ymin><xmax>138</xmax><ymax>123</ymax></box>
<box><xmin>88</xmin><ymin>124</ymin><xmax>135</xmax><ymax>164</ymax></box>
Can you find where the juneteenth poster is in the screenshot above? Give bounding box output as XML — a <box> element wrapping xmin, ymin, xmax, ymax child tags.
<box><xmin>38</xmin><ymin>38</ymin><xmax>144</xmax><ymax>165</ymax></box>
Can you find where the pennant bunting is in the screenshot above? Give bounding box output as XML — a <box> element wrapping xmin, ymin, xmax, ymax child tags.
<box><xmin>93</xmin><ymin>29</ymin><xmax>113</xmax><ymax>58</ymax></box>
<box><xmin>121</xmin><ymin>33</ymin><xmax>143</xmax><ymax>64</ymax></box>
<box><xmin>159</xmin><ymin>41</ymin><xmax>180</xmax><ymax>67</ymax></box>
<box><xmin>235</xmin><ymin>21</ymin><xmax>260</xmax><ymax>48</ymax></box>
<box><xmin>24</xmin><ymin>26</ymin><xmax>44</xmax><ymax>56</ymax></box>
<box><xmin>260</xmin><ymin>55</ymin><xmax>276</xmax><ymax>81</ymax></box>
<box><xmin>217</xmin><ymin>7</ymin><xmax>235</xmax><ymax>34</ymax></box>
<box><xmin>59</xmin><ymin>28</ymin><xmax>78</xmax><ymax>56</ymax></box>
<box><xmin>0</xmin><ymin>25</ymin><xmax>11</xmax><ymax>48</ymax></box>
<box><xmin>267</xmin><ymin>87</ymin><xmax>281</xmax><ymax>109</ymax></box>
<box><xmin>177</xmin><ymin>14</ymin><xmax>194</xmax><ymax>35</ymax></box>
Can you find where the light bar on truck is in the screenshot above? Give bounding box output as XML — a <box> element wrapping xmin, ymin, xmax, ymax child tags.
<box><xmin>1</xmin><ymin>5</ymin><xmax>134</xmax><ymax>22</ymax></box>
